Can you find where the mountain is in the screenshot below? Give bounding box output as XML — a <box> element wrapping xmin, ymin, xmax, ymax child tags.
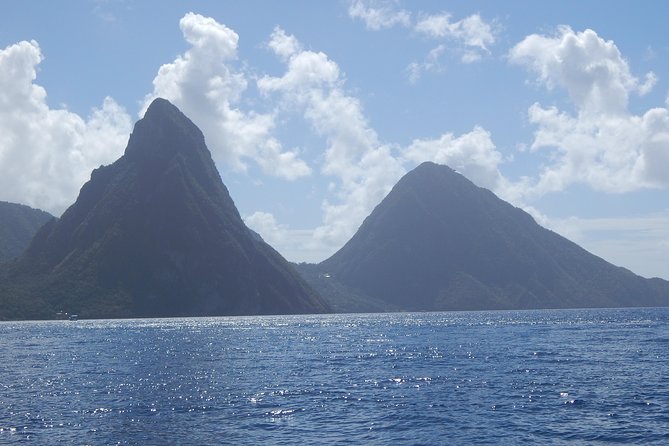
<box><xmin>311</xmin><ymin>162</ymin><xmax>669</xmax><ymax>311</ymax></box>
<box><xmin>294</xmin><ymin>262</ymin><xmax>401</xmax><ymax>313</ymax></box>
<box><xmin>0</xmin><ymin>98</ymin><xmax>329</xmax><ymax>320</ymax></box>
<box><xmin>0</xmin><ymin>202</ymin><xmax>53</xmax><ymax>263</ymax></box>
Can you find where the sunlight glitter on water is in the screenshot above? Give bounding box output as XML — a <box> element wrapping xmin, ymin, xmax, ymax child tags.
<box><xmin>0</xmin><ymin>308</ymin><xmax>668</xmax><ymax>444</ymax></box>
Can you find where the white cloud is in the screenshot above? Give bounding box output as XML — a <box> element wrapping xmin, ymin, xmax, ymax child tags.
<box><xmin>0</xmin><ymin>40</ymin><xmax>132</xmax><ymax>215</ymax></box>
<box><xmin>509</xmin><ymin>27</ymin><xmax>669</xmax><ymax>198</ymax></box>
<box><xmin>406</xmin><ymin>44</ymin><xmax>446</xmax><ymax>84</ymax></box>
<box><xmin>416</xmin><ymin>12</ymin><xmax>495</xmax><ymax>50</ymax></box>
<box><xmin>143</xmin><ymin>12</ymin><xmax>311</xmax><ymax>181</ymax></box>
<box><xmin>639</xmin><ymin>72</ymin><xmax>657</xmax><ymax>96</ymax></box>
<box><xmin>348</xmin><ymin>3</ymin><xmax>497</xmax><ymax>81</ymax></box>
<box><xmin>260</xmin><ymin>28</ymin><xmax>407</xmax><ymax>255</ymax></box>
<box><xmin>509</xmin><ymin>27</ymin><xmax>653</xmax><ymax>115</ymax></box>
<box><xmin>406</xmin><ymin>62</ymin><xmax>422</xmax><ymax>85</ymax></box>
<box><xmin>461</xmin><ymin>50</ymin><xmax>482</xmax><ymax>64</ymax></box>
<box><xmin>415</xmin><ymin>12</ymin><xmax>496</xmax><ymax>64</ymax></box>
<box><xmin>259</xmin><ymin>51</ymin><xmax>340</xmax><ymax>94</ymax></box>
<box><xmin>525</xmin><ymin>104</ymin><xmax>669</xmax><ymax>194</ymax></box>
<box><xmin>267</xmin><ymin>26</ymin><xmax>302</xmax><ymax>61</ymax></box>
<box><xmin>244</xmin><ymin>211</ymin><xmax>287</xmax><ymax>245</ymax></box>
<box><xmin>348</xmin><ymin>0</ymin><xmax>411</xmax><ymax>30</ymax></box>
<box><xmin>405</xmin><ymin>11</ymin><xmax>497</xmax><ymax>82</ymax></box>
<box><xmin>244</xmin><ymin>211</ymin><xmax>326</xmax><ymax>263</ymax></box>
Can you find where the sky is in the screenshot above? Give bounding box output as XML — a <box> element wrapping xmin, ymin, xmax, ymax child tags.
<box><xmin>1</xmin><ymin>1</ymin><xmax>669</xmax><ymax>280</ymax></box>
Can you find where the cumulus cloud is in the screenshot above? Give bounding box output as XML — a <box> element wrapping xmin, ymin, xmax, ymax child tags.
<box><xmin>0</xmin><ymin>40</ymin><xmax>132</xmax><ymax>215</ymax></box>
<box><xmin>509</xmin><ymin>27</ymin><xmax>654</xmax><ymax>115</ymax></box>
<box><xmin>244</xmin><ymin>211</ymin><xmax>326</xmax><ymax>263</ymax></box>
<box><xmin>259</xmin><ymin>28</ymin><xmax>407</xmax><ymax>254</ymax></box>
<box><xmin>267</xmin><ymin>26</ymin><xmax>302</xmax><ymax>61</ymax></box>
<box><xmin>639</xmin><ymin>72</ymin><xmax>658</xmax><ymax>96</ymax></box>
<box><xmin>143</xmin><ymin>12</ymin><xmax>311</xmax><ymax>181</ymax></box>
<box><xmin>509</xmin><ymin>27</ymin><xmax>669</xmax><ymax>197</ymax></box>
<box><xmin>244</xmin><ymin>211</ymin><xmax>288</xmax><ymax>245</ymax></box>
<box><xmin>348</xmin><ymin>0</ymin><xmax>411</xmax><ymax>30</ymax></box>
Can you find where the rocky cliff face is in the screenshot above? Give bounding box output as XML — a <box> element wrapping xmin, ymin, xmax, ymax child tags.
<box><xmin>314</xmin><ymin>162</ymin><xmax>669</xmax><ymax>311</ymax></box>
<box><xmin>0</xmin><ymin>98</ymin><xmax>329</xmax><ymax>319</ymax></box>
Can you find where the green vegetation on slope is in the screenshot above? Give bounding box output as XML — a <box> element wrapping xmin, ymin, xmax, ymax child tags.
<box><xmin>0</xmin><ymin>201</ymin><xmax>53</xmax><ymax>263</ymax></box>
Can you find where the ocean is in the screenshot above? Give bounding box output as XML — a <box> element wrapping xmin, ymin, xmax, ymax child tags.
<box><xmin>0</xmin><ymin>308</ymin><xmax>667</xmax><ymax>445</ymax></box>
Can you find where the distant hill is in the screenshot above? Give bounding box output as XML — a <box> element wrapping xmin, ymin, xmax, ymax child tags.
<box><xmin>0</xmin><ymin>98</ymin><xmax>329</xmax><ymax>320</ymax></box>
<box><xmin>0</xmin><ymin>202</ymin><xmax>53</xmax><ymax>263</ymax></box>
<box><xmin>294</xmin><ymin>262</ymin><xmax>401</xmax><ymax>313</ymax></box>
<box><xmin>308</xmin><ymin>162</ymin><xmax>669</xmax><ymax>311</ymax></box>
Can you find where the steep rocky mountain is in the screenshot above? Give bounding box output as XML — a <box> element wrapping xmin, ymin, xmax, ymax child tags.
<box><xmin>311</xmin><ymin>162</ymin><xmax>669</xmax><ymax>311</ymax></box>
<box><xmin>0</xmin><ymin>98</ymin><xmax>329</xmax><ymax>320</ymax></box>
<box><xmin>0</xmin><ymin>202</ymin><xmax>53</xmax><ymax>263</ymax></box>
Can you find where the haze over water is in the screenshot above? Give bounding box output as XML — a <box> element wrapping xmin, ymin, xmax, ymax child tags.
<box><xmin>1</xmin><ymin>308</ymin><xmax>667</xmax><ymax>445</ymax></box>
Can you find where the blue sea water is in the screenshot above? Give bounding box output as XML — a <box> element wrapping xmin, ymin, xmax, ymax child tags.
<box><xmin>0</xmin><ymin>308</ymin><xmax>667</xmax><ymax>445</ymax></box>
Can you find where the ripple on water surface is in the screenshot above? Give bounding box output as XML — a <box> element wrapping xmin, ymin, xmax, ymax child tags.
<box><xmin>0</xmin><ymin>308</ymin><xmax>668</xmax><ymax>444</ymax></box>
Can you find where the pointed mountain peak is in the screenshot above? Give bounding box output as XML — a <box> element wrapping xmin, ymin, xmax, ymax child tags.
<box><xmin>144</xmin><ymin>97</ymin><xmax>180</xmax><ymax>116</ymax></box>
<box><xmin>386</xmin><ymin>161</ymin><xmax>481</xmax><ymax>209</ymax></box>
<box><xmin>414</xmin><ymin>161</ymin><xmax>446</xmax><ymax>171</ymax></box>
<box><xmin>406</xmin><ymin>162</ymin><xmax>461</xmax><ymax>183</ymax></box>
<box><xmin>142</xmin><ymin>98</ymin><xmax>194</xmax><ymax>129</ymax></box>
<box><xmin>124</xmin><ymin>98</ymin><xmax>206</xmax><ymax>160</ymax></box>
<box><xmin>316</xmin><ymin>161</ymin><xmax>669</xmax><ymax>312</ymax></box>
<box><xmin>2</xmin><ymin>98</ymin><xmax>329</xmax><ymax>319</ymax></box>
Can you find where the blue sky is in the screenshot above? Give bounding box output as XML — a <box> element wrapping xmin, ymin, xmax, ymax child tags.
<box><xmin>1</xmin><ymin>0</ymin><xmax>668</xmax><ymax>279</ymax></box>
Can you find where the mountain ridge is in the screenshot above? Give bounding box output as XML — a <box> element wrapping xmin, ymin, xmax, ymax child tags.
<box><xmin>0</xmin><ymin>201</ymin><xmax>53</xmax><ymax>263</ymax></box>
<box><xmin>311</xmin><ymin>162</ymin><xmax>669</xmax><ymax>311</ymax></box>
